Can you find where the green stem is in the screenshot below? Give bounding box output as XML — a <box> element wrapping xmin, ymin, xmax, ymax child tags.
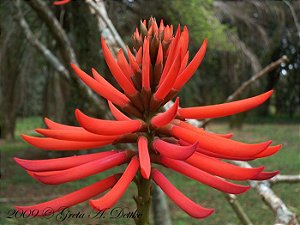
<box><xmin>134</xmin><ymin>173</ymin><xmax>151</xmax><ymax>225</ymax></box>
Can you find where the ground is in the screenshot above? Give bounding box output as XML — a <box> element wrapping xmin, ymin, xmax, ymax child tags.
<box><xmin>0</xmin><ymin>116</ymin><xmax>299</xmax><ymax>225</ymax></box>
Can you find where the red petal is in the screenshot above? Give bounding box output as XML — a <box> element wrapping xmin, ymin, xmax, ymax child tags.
<box><xmin>151</xmin><ymin>169</ymin><xmax>214</xmax><ymax>218</ymax></box>
<box><xmin>153</xmin><ymin>139</ymin><xmax>197</xmax><ymax>160</ymax></box>
<box><xmin>253</xmin><ymin>144</ymin><xmax>282</xmax><ymax>158</ymax></box>
<box><xmin>136</xmin><ymin>47</ymin><xmax>143</xmax><ymax>65</ymax></box>
<box><xmin>179</xmin><ymin>51</ymin><xmax>189</xmax><ymax>74</ymax></box>
<box><xmin>173</xmin><ymin>39</ymin><xmax>207</xmax><ymax>90</ymax></box>
<box><xmin>154</xmin><ymin>53</ymin><xmax>181</xmax><ymax>100</ymax></box>
<box><xmin>185</xmin><ymin>152</ymin><xmax>264</xmax><ymax>180</ymax></box>
<box><xmin>90</xmin><ymin>156</ymin><xmax>139</xmax><ymax>210</ymax></box>
<box><xmin>138</xmin><ymin>136</ymin><xmax>151</xmax><ymax>179</ymax></box>
<box><xmin>71</xmin><ymin>64</ymin><xmax>129</xmax><ymax>107</ymax></box>
<box><xmin>36</xmin><ymin>129</ymin><xmax>118</xmax><ymax>142</ymax></box>
<box><xmin>251</xmin><ymin>170</ymin><xmax>280</xmax><ymax>180</ymax></box>
<box><xmin>29</xmin><ymin>152</ymin><xmax>128</xmax><ymax>184</ymax></box>
<box><xmin>117</xmin><ymin>49</ymin><xmax>134</xmax><ymax>79</ymax></box>
<box><xmin>142</xmin><ymin>38</ymin><xmax>150</xmax><ymax>91</ymax></box>
<box><xmin>171</xmin><ymin>125</ymin><xmax>271</xmax><ymax>157</ymax></box>
<box><xmin>44</xmin><ymin>118</ymin><xmax>81</xmax><ymax>130</ymax></box>
<box><xmin>159</xmin><ymin>25</ymin><xmax>181</xmax><ymax>84</ymax></box>
<box><xmin>53</xmin><ymin>0</ymin><xmax>71</xmax><ymax>5</ymax></box>
<box><xmin>180</xmin><ymin>26</ymin><xmax>189</xmax><ymax>59</ymax></box>
<box><xmin>22</xmin><ymin>135</ymin><xmax>113</xmax><ymax>151</ymax></box>
<box><xmin>127</xmin><ymin>47</ymin><xmax>141</xmax><ymax>73</ymax></box>
<box><xmin>178</xmin><ymin>90</ymin><xmax>273</xmax><ymax>119</ymax></box>
<box><xmin>160</xmin><ymin>157</ymin><xmax>250</xmax><ymax>194</ymax></box>
<box><xmin>14</xmin><ymin>151</ymin><xmax>117</xmax><ymax>172</ymax></box>
<box><xmin>151</xmin><ymin>98</ymin><xmax>179</xmax><ymax>128</ymax></box>
<box><xmin>108</xmin><ymin>101</ymin><xmax>131</xmax><ymax>121</ymax></box>
<box><xmin>101</xmin><ymin>38</ymin><xmax>137</xmax><ymax>95</ymax></box>
<box><xmin>15</xmin><ymin>175</ymin><xmax>118</xmax><ymax>216</ymax></box>
<box><xmin>75</xmin><ymin>109</ymin><xmax>142</xmax><ymax>135</ymax></box>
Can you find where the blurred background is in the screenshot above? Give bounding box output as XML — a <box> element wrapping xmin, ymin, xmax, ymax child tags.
<box><xmin>0</xmin><ymin>0</ymin><xmax>299</xmax><ymax>225</ymax></box>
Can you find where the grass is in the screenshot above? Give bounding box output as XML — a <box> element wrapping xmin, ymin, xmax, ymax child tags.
<box><xmin>0</xmin><ymin>116</ymin><xmax>299</xmax><ymax>225</ymax></box>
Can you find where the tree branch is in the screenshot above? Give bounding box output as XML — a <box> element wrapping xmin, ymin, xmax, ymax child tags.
<box><xmin>224</xmin><ymin>194</ymin><xmax>254</xmax><ymax>225</ymax></box>
<box><xmin>270</xmin><ymin>174</ymin><xmax>300</xmax><ymax>185</ymax></box>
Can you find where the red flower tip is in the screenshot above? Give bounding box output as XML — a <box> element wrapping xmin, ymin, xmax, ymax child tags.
<box><xmin>53</xmin><ymin>0</ymin><xmax>71</xmax><ymax>5</ymax></box>
<box><xmin>15</xmin><ymin>174</ymin><xmax>118</xmax><ymax>217</ymax></box>
<box><xmin>151</xmin><ymin>169</ymin><xmax>214</xmax><ymax>218</ymax></box>
<box><xmin>75</xmin><ymin>109</ymin><xmax>142</xmax><ymax>135</ymax></box>
<box><xmin>152</xmin><ymin>138</ymin><xmax>197</xmax><ymax>160</ymax></box>
<box><xmin>251</xmin><ymin>170</ymin><xmax>280</xmax><ymax>180</ymax></box>
<box><xmin>173</xmin><ymin>39</ymin><xmax>207</xmax><ymax>91</ymax></box>
<box><xmin>108</xmin><ymin>101</ymin><xmax>131</xmax><ymax>121</ymax></box>
<box><xmin>101</xmin><ymin>37</ymin><xmax>137</xmax><ymax>95</ymax></box>
<box><xmin>178</xmin><ymin>90</ymin><xmax>274</xmax><ymax>119</ymax></box>
<box><xmin>138</xmin><ymin>136</ymin><xmax>151</xmax><ymax>179</ymax></box>
<box><xmin>142</xmin><ymin>38</ymin><xmax>151</xmax><ymax>91</ymax></box>
<box><xmin>151</xmin><ymin>97</ymin><xmax>179</xmax><ymax>128</ymax></box>
<box><xmin>90</xmin><ymin>156</ymin><xmax>139</xmax><ymax>210</ymax></box>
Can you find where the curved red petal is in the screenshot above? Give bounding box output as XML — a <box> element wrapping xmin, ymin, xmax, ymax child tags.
<box><xmin>142</xmin><ymin>38</ymin><xmax>150</xmax><ymax>91</ymax></box>
<box><xmin>152</xmin><ymin>139</ymin><xmax>197</xmax><ymax>160</ymax></box>
<box><xmin>251</xmin><ymin>170</ymin><xmax>280</xmax><ymax>180</ymax></box>
<box><xmin>171</xmin><ymin>126</ymin><xmax>271</xmax><ymax>157</ymax></box>
<box><xmin>36</xmin><ymin>129</ymin><xmax>118</xmax><ymax>142</ymax></box>
<box><xmin>151</xmin><ymin>98</ymin><xmax>179</xmax><ymax>128</ymax></box>
<box><xmin>101</xmin><ymin>38</ymin><xmax>137</xmax><ymax>95</ymax></box>
<box><xmin>185</xmin><ymin>152</ymin><xmax>264</xmax><ymax>180</ymax></box>
<box><xmin>90</xmin><ymin>156</ymin><xmax>139</xmax><ymax>210</ymax></box>
<box><xmin>173</xmin><ymin>39</ymin><xmax>207</xmax><ymax>90</ymax></box>
<box><xmin>151</xmin><ymin>169</ymin><xmax>214</xmax><ymax>218</ymax></box>
<box><xmin>108</xmin><ymin>101</ymin><xmax>131</xmax><ymax>121</ymax></box>
<box><xmin>117</xmin><ymin>49</ymin><xmax>134</xmax><ymax>79</ymax></box>
<box><xmin>138</xmin><ymin>136</ymin><xmax>151</xmax><ymax>179</ymax></box>
<box><xmin>22</xmin><ymin>135</ymin><xmax>112</xmax><ymax>151</ymax></box>
<box><xmin>14</xmin><ymin>151</ymin><xmax>117</xmax><ymax>172</ymax></box>
<box><xmin>160</xmin><ymin>157</ymin><xmax>250</xmax><ymax>194</ymax></box>
<box><xmin>178</xmin><ymin>90</ymin><xmax>273</xmax><ymax>119</ymax></box>
<box><xmin>15</xmin><ymin>175</ymin><xmax>118</xmax><ymax>216</ymax></box>
<box><xmin>29</xmin><ymin>152</ymin><xmax>128</xmax><ymax>184</ymax></box>
<box><xmin>71</xmin><ymin>64</ymin><xmax>129</xmax><ymax>107</ymax></box>
<box><xmin>44</xmin><ymin>118</ymin><xmax>81</xmax><ymax>130</ymax></box>
<box><xmin>75</xmin><ymin>109</ymin><xmax>142</xmax><ymax>135</ymax></box>
<box><xmin>53</xmin><ymin>0</ymin><xmax>71</xmax><ymax>5</ymax></box>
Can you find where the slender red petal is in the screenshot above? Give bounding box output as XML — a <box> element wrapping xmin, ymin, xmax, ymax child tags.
<box><xmin>53</xmin><ymin>0</ymin><xmax>71</xmax><ymax>5</ymax></box>
<box><xmin>136</xmin><ymin>47</ymin><xmax>143</xmax><ymax>65</ymax></box>
<box><xmin>153</xmin><ymin>139</ymin><xmax>197</xmax><ymax>160</ymax></box>
<box><xmin>151</xmin><ymin>98</ymin><xmax>179</xmax><ymax>128</ymax></box>
<box><xmin>138</xmin><ymin>136</ymin><xmax>151</xmax><ymax>179</ymax></box>
<box><xmin>75</xmin><ymin>109</ymin><xmax>142</xmax><ymax>135</ymax></box>
<box><xmin>179</xmin><ymin>51</ymin><xmax>189</xmax><ymax>74</ymax></box>
<box><xmin>127</xmin><ymin>47</ymin><xmax>141</xmax><ymax>73</ymax></box>
<box><xmin>180</xmin><ymin>26</ymin><xmax>189</xmax><ymax>59</ymax></box>
<box><xmin>251</xmin><ymin>170</ymin><xmax>280</xmax><ymax>180</ymax></box>
<box><xmin>154</xmin><ymin>53</ymin><xmax>181</xmax><ymax>100</ymax></box>
<box><xmin>171</xmin><ymin>125</ymin><xmax>271</xmax><ymax>157</ymax></box>
<box><xmin>117</xmin><ymin>49</ymin><xmax>134</xmax><ymax>79</ymax></box>
<box><xmin>159</xmin><ymin>25</ymin><xmax>181</xmax><ymax>84</ymax></box>
<box><xmin>142</xmin><ymin>38</ymin><xmax>150</xmax><ymax>91</ymax></box>
<box><xmin>36</xmin><ymin>129</ymin><xmax>118</xmax><ymax>142</ymax></box>
<box><xmin>71</xmin><ymin>64</ymin><xmax>129</xmax><ymax>107</ymax></box>
<box><xmin>22</xmin><ymin>135</ymin><xmax>113</xmax><ymax>151</ymax></box>
<box><xmin>175</xmin><ymin>120</ymin><xmax>233</xmax><ymax>138</ymax></box>
<box><xmin>90</xmin><ymin>156</ymin><xmax>139</xmax><ymax>210</ymax></box>
<box><xmin>15</xmin><ymin>175</ymin><xmax>118</xmax><ymax>216</ymax></box>
<box><xmin>108</xmin><ymin>101</ymin><xmax>131</xmax><ymax>121</ymax></box>
<box><xmin>29</xmin><ymin>152</ymin><xmax>128</xmax><ymax>184</ymax></box>
<box><xmin>173</xmin><ymin>39</ymin><xmax>207</xmax><ymax>90</ymax></box>
<box><xmin>14</xmin><ymin>151</ymin><xmax>117</xmax><ymax>172</ymax></box>
<box><xmin>253</xmin><ymin>144</ymin><xmax>282</xmax><ymax>158</ymax></box>
<box><xmin>155</xmin><ymin>42</ymin><xmax>163</xmax><ymax>65</ymax></box>
<box><xmin>151</xmin><ymin>169</ymin><xmax>214</xmax><ymax>218</ymax></box>
<box><xmin>185</xmin><ymin>152</ymin><xmax>264</xmax><ymax>180</ymax></box>
<box><xmin>178</xmin><ymin>90</ymin><xmax>273</xmax><ymax>119</ymax></box>
<box><xmin>44</xmin><ymin>118</ymin><xmax>81</xmax><ymax>130</ymax></box>
<box><xmin>101</xmin><ymin>38</ymin><xmax>137</xmax><ymax>95</ymax></box>
<box><xmin>160</xmin><ymin>157</ymin><xmax>250</xmax><ymax>194</ymax></box>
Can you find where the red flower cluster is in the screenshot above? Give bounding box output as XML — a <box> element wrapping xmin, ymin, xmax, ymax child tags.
<box><xmin>15</xmin><ymin>18</ymin><xmax>281</xmax><ymax>219</ymax></box>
